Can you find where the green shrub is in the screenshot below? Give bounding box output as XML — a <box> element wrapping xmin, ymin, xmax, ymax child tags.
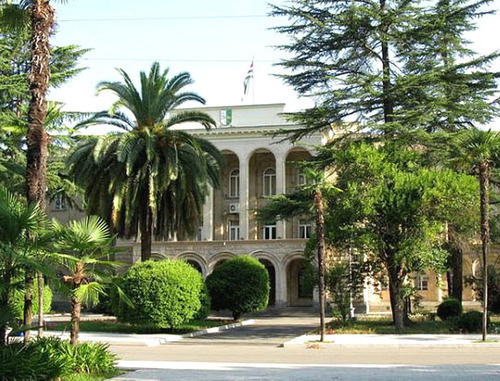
<box><xmin>206</xmin><ymin>255</ymin><xmax>269</xmax><ymax>320</ymax></box>
<box><xmin>10</xmin><ymin>281</ymin><xmax>53</xmax><ymax>320</ymax></box>
<box><xmin>436</xmin><ymin>298</ymin><xmax>462</xmax><ymax>321</ymax></box>
<box><xmin>453</xmin><ymin>310</ymin><xmax>488</xmax><ymax>333</ymax></box>
<box><xmin>114</xmin><ymin>259</ymin><xmax>206</xmax><ymax>327</ymax></box>
<box><xmin>0</xmin><ymin>337</ymin><xmax>116</xmax><ymax>380</ymax></box>
<box><xmin>0</xmin><ymin>340</ymin><xmax>65</xmax><ymax>380</ymax></box>
<box><xmin>193</xmin><ymin>282</ymin><xmax>211</xmax><ymax>320</ymax></box>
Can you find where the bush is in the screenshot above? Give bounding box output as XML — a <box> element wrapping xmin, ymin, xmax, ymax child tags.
<box><xmin>0</xmin><ymin>336</ymin><xmax>117</xmax><ymax>380</ymax></box>
<box><xmin>193</xmin><ymin>282</ymin><xmax>211</xmax><ymax>320</ymax></box>
<box><xmin>453</xmin><ymin>310</ymin><xmax>488</xmax><ymax>333</ymax></box>
<box><xmin>436</xmin><ymin>298</ymin><xmax>462</xmax><ymax>321</ymax></box>
<box><xmin>10</xmin><ymin>281</ymin><xmax>53</xmax><ymax>320</ymax></box>
<box><xmin>113</xmin><ymin>259</ymin><xmax>207</xmax><ymax>327</ymax></box>
<box><xmin>206</xmin><ymin>255</ymin><xmax>269</xmax><ymax>320</ymax></box>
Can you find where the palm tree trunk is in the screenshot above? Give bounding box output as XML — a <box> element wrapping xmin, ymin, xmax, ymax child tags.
<box><xmin>314</xmin><ymin>190</ymin><xmax>326</xmax><ymax>342</ymax></box>
<box><xmin>140</xmin><ymin>206</ymin><xmax>153</xmax><ymax>261</ymax></box>
<box><xmin>23</xmin><ymin>271</ymin><xmax>34</xmax><ymax>343</ymax></box>
<box><xmin>37</xmin><ymin>271</ymin><xmax>44</xmax><ymax>337</ymax></box>
<box><xmin>479</xmin><ymin>162</ymin><xmax>490</xmax><ymax>341</ymax></box>
<box><xmin>26</xmin><ymin>0</ymin><xmax>54</xmax><ymax>209</ymax></box>
<box><xmin>24</xmin><ymin>1</ymin><xmax>54</xmax><ymax>339</ymax></box>
<box><xmin>70</xmin><ymin>262</ymin><xmax>84</xmax><ymax>346</ymax></box>
<box><xmin>70</xmin><ymin>288</ymin><xmax>81</xmax><ymax>346</ymax></box>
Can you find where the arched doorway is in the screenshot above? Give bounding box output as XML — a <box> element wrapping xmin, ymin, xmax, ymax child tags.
<box><xmin>286</xmin><ymin>258</ymin><xmax>313</xmax><ymax>307</ymax></box>
<box><xmin>186</xmin><ymin>260</ymin><xmax>203</xmax><ymax>274</ymax></box>
<box><xmin>258</xmin><ymin>259</ymin><xmax>276</xmax><ymax>306</ymax></box>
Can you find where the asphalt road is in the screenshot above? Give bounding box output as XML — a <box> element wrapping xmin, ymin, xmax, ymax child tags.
<box><xmin>113</xmin><ymin>363</ymin><xmax>500</xmax><ymax>381</ymax></box>
<box><xmin>109</xmin><ymin>311</ymin><xmax>500</xmax><ymax>380</ymax></box>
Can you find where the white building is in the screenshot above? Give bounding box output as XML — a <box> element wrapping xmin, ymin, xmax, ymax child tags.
<box><xmin>50</xmin><ymin>103</ymin><xmax>488</xmax><ymax>311</ymax></box>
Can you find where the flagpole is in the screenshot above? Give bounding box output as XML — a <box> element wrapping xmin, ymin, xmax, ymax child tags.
<box><xmin>252</xmin><ymin>57</ymin><xmax>255</xmax><ymax>105</ymax></box>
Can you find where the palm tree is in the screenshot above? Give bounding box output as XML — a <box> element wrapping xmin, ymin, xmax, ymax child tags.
<box><xmin>68</xmin><ymin>62</ymin><xmax>223</xmax><ymax>261</ymax></box>
<box><xmin>1</xmin><ymin>0</ymin><xmax>62</xmax><ymax>342</ymax></box>
<box><xmin>0</xmin><ymin>0</ymin><xmax>57</xmax><ymax>209</ymax></box>
<box><xmin>0</xmin><ymin>188</ymin><xmax>46</xmax><ymax>346</ymax></box>
<box><xmin>455</xmin><ymin>127</ymin><xmax>500</xmax><ymax>341</ymax></box>
<box><xmin>53</xmin><ymin>216</ymin><xmax>118</xmax><ymax>345</ymax></box>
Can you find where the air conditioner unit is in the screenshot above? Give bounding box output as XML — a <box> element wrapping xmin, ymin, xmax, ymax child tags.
<box><xmin>228</xmin><ymin>203</ymin><xmax>240</xmax><ymax>213</ymax></box>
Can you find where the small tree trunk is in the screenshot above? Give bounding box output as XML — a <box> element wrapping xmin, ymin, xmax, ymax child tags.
<box><xmin>479</xmin><ymin>162</ymin><xmax>490</xmax><ymax>342</ymax></box>
<box><xmin>37</xmin><ymin>271</ymin><xmax>44</xmax><ymax>337</ymax></box>
<box><xmin>0</xmin><ymin>267</ymin><xmax>13</xmax><ymax>346</ymax></box>
<box><xmin>387</xmin><ymin>268</ymin><xmax>405</xmax><ymax>332</ymax></box>
<box><xmin>314</xmin><ymin>190</ymin><xmax>326</xmax><ymax>342</ymax></box>
<box><xmin>23</xmin><ymin>270</ymin><xmax>35</xmax><ymax>343</ymax></box>
<box><xmin>450</xmin><ymin>246</ymin><xmax>463</xmax><ymax>303</ymax></box>
<box><xmin>0</xmin><ymin>326</ymin><xmax>6</xmax><ymax>346</ymax></box>
<box><xmin>380</xmin><ymin>0</ymin><xmax>394</xmax><ymax>126</ymax></box>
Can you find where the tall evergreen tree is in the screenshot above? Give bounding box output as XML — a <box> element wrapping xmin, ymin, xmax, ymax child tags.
<box><xmin>271</xmin><ymin>0</ymin><xmax>499</xmax><ymax>140</ymax></box>
<box><xmin>271</xmin><ymin>0</ymin><xmax>498</xmax><ymax>330</ymax></box>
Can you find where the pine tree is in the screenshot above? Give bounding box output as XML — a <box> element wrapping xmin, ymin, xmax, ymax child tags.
<box><xmin>271</xmin><ymin>0</ymin><xmax>499</xmax><ymax>330</ymax></box>
<box><xmin>271</xmin><ymin>0</ymin><xmax>499</xmax><ymax>140</ymax></box>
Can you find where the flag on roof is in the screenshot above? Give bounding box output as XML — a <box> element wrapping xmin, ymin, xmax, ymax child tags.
<box><xmin>243</xmin><ymin>61</ymin><xmax>254</xmax><ymax>96</ymax></box>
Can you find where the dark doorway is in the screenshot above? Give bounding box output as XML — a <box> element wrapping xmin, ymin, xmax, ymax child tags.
<box><xmin>259</xmin><ymin>259</ymin><xmax>276</xmax><ymax>306</ymax></box>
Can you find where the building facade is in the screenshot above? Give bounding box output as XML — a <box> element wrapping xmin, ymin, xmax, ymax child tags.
<box><xmin>50</xmin><ymin>103</ymin><xmax>492</xmax><ymax>312</ymax></box>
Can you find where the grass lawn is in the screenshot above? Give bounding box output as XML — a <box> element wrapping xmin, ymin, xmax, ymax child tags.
<box><xmin>324</xmin><ymin>314</ymin><xmax>500</xmax><ymax>334</ymax></box>
<box><xmin>45</xmin><ymin>318</ymin><xmax>234</xmax><ymax>335</ymax></box>
<box><xmin>61</xmin><ymin>371</ymin><xmax>122</xmax><ymax>381</ymax></box>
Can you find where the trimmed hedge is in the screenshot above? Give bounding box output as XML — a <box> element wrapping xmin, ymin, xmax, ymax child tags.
<box><xmin>206</xmin><ymin>255</ymin><xmax>269</xmax><ymax>320</ymax></box>
<box><xmin>436</xmin><ymin>298</ymin><xmax>462</xmax><ymax>321</ymax></box>
<box><xmin>454</xmin><ymin>311</ymin><xmax>488</xmax><ymax>333</ymax></box>
<box><xmin>11</xmin><ymin>281</ymin><xmax>53</xmax><ymax>320</ymax></box>
<box><xmin>113</xmin><ymin>259</ymin><xmax>207</xmax><ymax>327</ymax></box>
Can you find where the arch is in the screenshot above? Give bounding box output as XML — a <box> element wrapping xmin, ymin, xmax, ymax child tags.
<box><xmin>472</xmin><ymin>259</ymin><xmax>481</xmax><ymax>278</ymax></box>
<box><xmin>176</xmin><ymin>252</ymin><xmax>209</xmax><ymax>276</ymax></box>
<box><xmin>284</xmin><ymin>146</ymin><xmax>315</xmax><ymax>159</ymax></box>
<box><xmin>150</xmin><ymin>252</ymin><xmax>166</xmax><ymax>261</ymax></box>
<box><xmin>209</xmin><ymin>251</ymin><xmax>237</xmax><ymax>273</ymax></box>
<box><xmin>286</xmin><ymin>256</ymin><xmax>313</xmax><ymax>307</ymax></box>
<box><xmin>259</xmin><ymin>259</ymin><xmax>277</xmax><ymax>306</ymax></box>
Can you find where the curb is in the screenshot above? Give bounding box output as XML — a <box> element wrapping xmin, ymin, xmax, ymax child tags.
<box><xmin>282</xmin><ymin>334</ymin><xmax>500</xmax><ymax>348</ymax></box>
<box><xmin>42</xmin><ymin>319</ymin><xmax>255</xmax><ymax>347</ymax></box>
<box><xmin>184</xmin><ymin>319</ymin><xmax>255</xmax><ymax>338</ymax></box>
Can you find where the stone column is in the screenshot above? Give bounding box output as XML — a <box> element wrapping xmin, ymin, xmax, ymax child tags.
<box><xmin>275</xmin><ymin>263</ymin><xmax>288</xmax><ymax>307</ymax></box>
<box><xmin>202</xmin><ymin>186</ymin><xmax>214</xmax><ymax>240</ymax></box>
<box><xmin>239</xmin><ymin>155</ymin><xmax>250</xmax><ymax>240</ymax></box>
<box><xmin>274</xmin><ymin>149</ymin><xmax>287</xmax><ymax>239</ymax></box>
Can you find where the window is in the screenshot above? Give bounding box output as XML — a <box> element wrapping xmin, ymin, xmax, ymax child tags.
<box><xmin>197</xmin><ymin>228</ymin><xmax>203</xmax><ymax>241</ymax></box>
<box><xmin>229</xmin><ymin>220</ymin><xmax>240</xmax><ymax>240</ymax></box>
<box><xmin>263</xmin><ymin>168</ymin><xmax>276</xmax><ymax>196</ymax></box>
<box><xmin>262</xmin><ymin>224</ymin><xmax>276</xmax><ymax>240</ymax></box>
<box><xmin>416</xmin><ymin>275</ymin><xmax>428</xmax><ymax>291</ymax></box>
<box><xmin>229</xmin><ymin>169</ymin><xmax>240</xmax><ymax>198</ymax></box>
<box><xmin>298</xmin><ymin>219</ymin><xmax>312</xmax><ymax>239</ymax></box>
<box><xmin>297</xmin><ymin>172</ymin><xmax>307</xmax><ymax>186</ymax></box>
<box><xmin>54</xmin><ymin>194</ymin><xmax>65</xmax><ymax>210</ymax></box>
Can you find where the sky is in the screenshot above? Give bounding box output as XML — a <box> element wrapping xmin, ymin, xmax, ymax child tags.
<box><xmin>49</xmin><ymin>0</ymin><xmax>500</xmax><ymax>128</ymax></box>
